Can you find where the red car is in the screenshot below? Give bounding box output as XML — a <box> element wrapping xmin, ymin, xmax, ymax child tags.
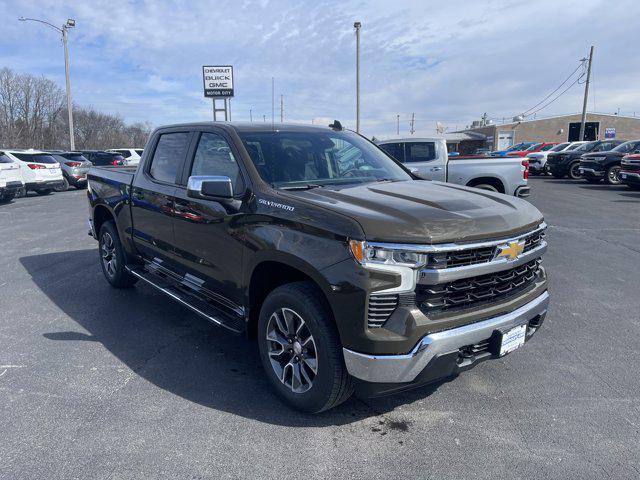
<box><xmin>620</xmin><ymin>153</ymin><xmax>640</xmax><ymax>190</ymax></box>
<box><xmin>506</xmin><ymin>142</ymin><xmax>558</xmax><ymax>158</ymax></box>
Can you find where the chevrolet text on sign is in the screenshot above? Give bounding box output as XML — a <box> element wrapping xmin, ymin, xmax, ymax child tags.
<box><xmin>203</xmin><ymin>66</ymin><xmax>234</xmax><ymax>97</ymax></box>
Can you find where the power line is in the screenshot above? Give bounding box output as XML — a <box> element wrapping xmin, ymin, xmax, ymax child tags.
<box><xmin>526</xmin><ymin>73</ymin><xmax>584</xmax><ymax>117</ymax></box>
<box><xmin>521</xmin><ymin>61</ymin><xmax>586</xmax><ymax>116</ymax></box>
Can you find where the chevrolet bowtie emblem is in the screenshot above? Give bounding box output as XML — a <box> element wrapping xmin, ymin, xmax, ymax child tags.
<box><xmin>496</xmin><ymin>240</ymin><xmax>525</xmax><ymax>261</ymax></box>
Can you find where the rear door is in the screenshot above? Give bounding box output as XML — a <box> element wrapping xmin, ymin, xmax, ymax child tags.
<box><xmin>403</xmin><ymin>141</ymin><xmax>447</xmax><ymax>181</ymax></box>
<box><xmin>170</xmin><ymin>128</ymin><xmax>247</xmax><ymax>309</ymax></box>
<box><xmin>130</xmin><ymin>130</ymin><xmax>192</xmax><ymax>265</ymax></box>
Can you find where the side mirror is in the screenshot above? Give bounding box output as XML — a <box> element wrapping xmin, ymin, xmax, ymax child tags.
<box><xmin>187</xmin><ymin>175</ymin><xmax>233</xmax><ymax>199</ymax></box>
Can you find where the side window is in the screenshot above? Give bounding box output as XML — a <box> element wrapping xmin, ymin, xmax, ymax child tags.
<box><xmin>405</xmin><ymin>142</ymin><xmax>437</xmax><ymax>163</ymax></box>
<box><xmin>191</xmin><ymin>132</ymin><xmax>242</xmax><ymax>191</ymax></box>
<box><xmin>118</xmin><ymin>150</ymin><xmax>131</xmax><ymax>158</ymax></box>
<box><xmin>379</xmin><ymin>143</ymin><xmax>404</xmax><ymax>162</ymax></box>
<box><xmin>148</xmin><ymin>132</ymin><xmax>190</xmax><ymax>184</ymax></box>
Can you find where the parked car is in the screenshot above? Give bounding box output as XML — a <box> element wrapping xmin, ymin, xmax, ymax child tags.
<box><xmin>107</xmin><ymin>148</ymin><xmax>144</xmax><ymax>166</ymax></box>
<box><xmin>473</xmin><ymin>147</ymin><xmax>491</xmax><ymax>155</ymax></box>
<box><xmin>489</xmin><ymin>142</ymin><xmax>536</xmax><ymax>157</ymax></box>
<box><xmin>376</xmin><ymin>137</ymin><xmax>530</xmax><ymax>197</ymax></box>
<box><xmin>526</xmin><ymin>142</ymin><xmax>583</xmax><ymax>174</ymax></box>
<box><xmin>620</xmin><ymin>153</ymin><xmax>640</xmax><ymax>190</ymax></box>
<box><xmin>506</xmin><ymin>142</ymin><xmax>558</xmax><ymax>158</ymax></box>
<box><xmin>81</xmin><ymin>150</ymin><xmax>126</xmax><ymax>166</ymax></box>
<box><xmin>546</xmin><ymin>140</ymin><xmax>624</xmax><ymax>179</ymax></box>
<box><xmin>87</xmin><ymin>122</ymin><xmax>549</xmax><ymax>413</ymax></box>
<box><xmin>0</xmin><ymin>151</ymin><xmax>24</xmax><ymax>203</ymax></box>
<box><xmin>579</xmin><ymin>139</ymin><xmax>640</xmax><ymax>185</ymax></box>
<box><xmin>47</xmin><ymin>151</ymin><xmax>93</xmax><ymax>190</ymax></box>
<box><xmin>2</xmin><ymin>149</ymin><xmax>64</xmax><ymax>195</ymax></box>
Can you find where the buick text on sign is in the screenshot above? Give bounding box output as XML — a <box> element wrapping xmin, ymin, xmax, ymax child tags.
<box><xmin>203</xmin><ymin>66</ymin><xmax>234</xmax><ymax>97</ymax></box>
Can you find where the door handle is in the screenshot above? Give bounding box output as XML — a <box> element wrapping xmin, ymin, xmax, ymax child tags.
<box><xmin>431</xmin><ymin>167</ymin><xmax>443</xmax><ymax>171</ymax></box>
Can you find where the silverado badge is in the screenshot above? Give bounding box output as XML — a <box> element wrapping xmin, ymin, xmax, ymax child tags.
<box><xmin>495</xmin><ymin>240</ymin><xmax>525</xmax><ymax>261</ymax></box>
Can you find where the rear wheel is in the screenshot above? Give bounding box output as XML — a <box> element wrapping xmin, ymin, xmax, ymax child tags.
<box><xmin>568</xmin><ymin>162</ymin><xmax>582</xmax><ymax>180</ymax></box>
<box><xmin>36</xmin><ymin>189</ymin><xmax>52</xmax><ymax>195</ymax></box>
<box><xmin>0</xmin><ymin>193</ymin><xmax>15</xmax><ymax>203</ymax></box>
<box><xmin>258</xmin><ymin>281</ymin><xmax>353</xmax><ymax>413</ymax></box>
<box><xmin>98</xmin><ymin>221</ymin><xmax>138</xmax><ymax>288</ymax></box>
<box><xmin>55</xmin><ymin>177</ymin><xmax>69</xmax><ymax>192</ymax></box>
<box><xmin>605</xmin><ymin>165</ymin><xmax>622</xmax><ymax>185</ymax></box>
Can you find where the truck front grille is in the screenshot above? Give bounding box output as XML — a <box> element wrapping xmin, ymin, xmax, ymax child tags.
<box><xmin>367</xmin><ymin>294</ymin><xmax>398</xmax><ymax>328</ymax></box>
<box><xmin>432</xmin><ymin>229</ymin><xmax>545</xmax><ymax>269</ymax></box>
<box><xmin>416</xmin><ymin>259</ymin><xmax>541</xmax><ymax>314</ymax></box>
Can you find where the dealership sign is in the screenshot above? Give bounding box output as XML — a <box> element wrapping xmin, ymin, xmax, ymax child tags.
<box><xmin>604</xmin><ymin>127</ymin><xmax>616</xmax><ymax>139</ymax></box>
<box><xmin>203</xmin><ymin>66</ymin><xmax>234</xmax><ymax>97</ymax></box>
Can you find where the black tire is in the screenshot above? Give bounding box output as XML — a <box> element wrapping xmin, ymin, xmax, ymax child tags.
<box><xmin>0</xmin><ymin>193</ymin><xmax>15</xmax><ymax>204</ymax></box>
<box><xmin>585</xmin><ymin>177</ymin><xmax>601</xmax><ymax>184</ymax></box>
<box><xmin>568</xmin><ymin>162</ymin><xmax>582</xmax><ymax>180</ymax></box>
<box><xmin>472</xmin><ymin>183</ymin><xmax>499</xmax><ymax>192</ymax></box>
<box><xmin>75</xmin><ymin>183</ymin><xmax>87</xmax><ymax>190</ymax></box>
<box><xmin>14</xmin><ymin>186</ymin><xmax>26</xmax><ymax>198</ymax></box>
<box><xmin>55</xmin><ymin>177</ymin><xmax>69</xmax><ymax>192</ymax></box>
<box><xmin>36</xmin><ymin>189</ymin><xmax>52</xmax><ymax>195</ymax></box>
<box><xmin>604</xmin><ymin>165</ymin><xmax>622</xmax><ymax>185</ymax></box>
<box><xmin>98</xmin><ymin>221</ymin><xmax>138</xmax><ymax>288</ymax></box>
<box><xmin>258</xmin><ymin>281</ymin><xmax>353</xmax><ymax>413</ymax></box>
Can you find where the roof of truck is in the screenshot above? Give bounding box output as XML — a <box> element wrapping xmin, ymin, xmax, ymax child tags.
<box><xmin>157</xmin><ymin>121</ymin><xmax>341</xmax><ymax>133</ymax></box>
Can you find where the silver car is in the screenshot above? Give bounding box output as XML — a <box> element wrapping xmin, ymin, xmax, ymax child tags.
<box><xmin>48</xmin><ymin>151</ymin><xmax>92</xmax><ymax>190</ymax></box>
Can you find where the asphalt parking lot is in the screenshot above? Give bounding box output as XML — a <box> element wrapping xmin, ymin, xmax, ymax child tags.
<box><xmin>1</xmin><ymin>178</ymin><xmax>639</xmax><ymax>480</ymax></box>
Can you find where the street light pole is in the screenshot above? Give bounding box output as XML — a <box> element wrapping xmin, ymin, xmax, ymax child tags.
<box><xmin>354</xmin><ymin>21</ymin><xmax>361</xmax><ymax>133</ymax></box>
<box><xmin>19</xmin><ymin>17</ymin><xmax>76</xmax><ymax>150</ymax></box>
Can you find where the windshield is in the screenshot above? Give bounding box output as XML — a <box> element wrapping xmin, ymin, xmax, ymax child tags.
<box><xmin>575</xmin><ymin>141</ymin><xmax>598</xmax><ymax>152</ymax></box>
<box><xmin>551</xmin><ymin>143</ymin><xmax>569</xmax><ymax>151</ymax></box>
<box><xmin>238</xmin><ymin>130</ymin><xmax>412</xmax><ymax>188</ymax></box>
<box><xmin>612</xmin><ymin>141</ymin><xmax>640</xmax><ymax>153</ymax></box>
<box><xmin>566</xmin><ymin>143</ymin><xmax>583</xmax><ymax>151</ymax></box>
<box><xmin>13</xmin><ymin>153</ymin><xmax>58</xmax><ymax>164</ymax></box>
<box><xmin>525</xmin><ymin>143</ymin><xmax>543</xmax><ymax>151</ymax></box>
<box><xmin>507</xmin><ymin>143</ymin><xmax>527</xmax><ymax>151</ymax></box>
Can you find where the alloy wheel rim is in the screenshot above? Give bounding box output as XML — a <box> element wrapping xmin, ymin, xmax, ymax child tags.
<box><xmin>101</xmin><ymin>232</ymin><xmax>117</xmax><ymax>278</ymax></box>
<box><xmin>266</xmin><ymin>307</ymin><xmax>318</xmax><ymax>393</ymax></box>
<box><xmin>609</xmin><ymin>166</ymin><xmax>621</xmax><ymax>184</ymax></box>
<box><xmin>571</xmin><ymin>164</ymin><xmax>581</xmax><ymax>178</ymax></box>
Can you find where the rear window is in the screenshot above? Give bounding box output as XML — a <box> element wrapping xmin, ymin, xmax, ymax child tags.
<box><xmin>135</xmin><ymin>150</ymin><xmax>143</xmax><ymax>156</ymax></box>
<box><xmin>12</xmin><ymin>153</ymin><xmax>58</xmax><ymax>164</ymax></box>
<box><xmin>405</xmin><ymin>142</ymin><xmax>437</xmax><ymax>162</ymax></box>
<box><xmin>0</xmin><ymin>153</ymin><xmax>13</xmax><ymax>164</ymax></box>
<box><xmin>117</xmin><ymin>150</ymin><xmax>131</xmax><ymax>158</ymax></box>
<box><xmin>148</xmin><ymin>132</ymin><xmax>190</xmax><ymax>183</ymax></box>
<box><xmin>61</xmin><ymin>153</ymin><xmax>88</xmax><ymax>162</ymax></box>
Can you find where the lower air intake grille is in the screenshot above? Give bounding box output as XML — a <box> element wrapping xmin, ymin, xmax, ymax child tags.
<box><xmin>367</xmin><ymin>294</ymin><xmax>398</xmax><ymax>328</ymax></box>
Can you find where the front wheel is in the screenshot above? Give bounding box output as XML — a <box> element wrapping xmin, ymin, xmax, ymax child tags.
<box><xmin>98</xmin><ymin>221</ymin><xmax>138</xmax><ymax>288</ymax></box>
<box><xmin>568</xmin><ymin>162</ymin><xmax>582</xmax><ymax>180</ymax></box>
<box><xmin>605</xmin><ymin>165</ymin><xmax>622</xmax><ymax>185</ymax></box>
<box><xmin>55</xmin><ymin>177</ymin><xmax>69</xmax><ymax>192</ymax></box>
<box><xmin>258</xmin><ymin>282</ymin><xmax>353</xmax><ymax>413</ymax></box>
<box><xmin>0</xmin><ymin>193</ymin><xmax>15</xmax><ymax>204</ymax></box>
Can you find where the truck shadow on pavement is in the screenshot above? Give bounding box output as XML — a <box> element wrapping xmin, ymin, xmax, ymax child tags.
<box><xmin>20</xmin><ymin>249</ymin><xmax>447</xmax><ymax>426</ymax></box>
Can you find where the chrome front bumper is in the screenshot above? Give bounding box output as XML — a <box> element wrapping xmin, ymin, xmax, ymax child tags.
<box><xmin>343</xmin><ymin>290</ymin><xmax>549</xmax><ymax>384</ymax></box>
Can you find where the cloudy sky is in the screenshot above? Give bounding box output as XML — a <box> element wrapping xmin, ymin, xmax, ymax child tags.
<box><xmin>2</xmin><ymin>0</ymin><xmax>639</xmax><ymax>137</ymax></box>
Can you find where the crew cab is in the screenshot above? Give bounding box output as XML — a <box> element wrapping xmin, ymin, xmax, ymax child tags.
<box><xmin>87</xmin><ymin>122</ymin><xmax>549</xmax><ymax>413</ymax></box>
<box><xmin>620</xmin><ymin>153</ymin><xmax>640</xmax><ymax>190</ymax></box>
<box><xmin>506</xmin><ymin>142</ymin><xmax>558</xmax><ymax>158</ymax></box>
<box><xmin>579</xmin><ymin>139</ymin><xmax>640</xmax><ymax>185</ymax></box>
<box><xmin>546</xmin><ymin>140</ymin><xmax>623</xmax><ymax>179</ymax></box>
<box><xmin>2</xmin><ymin>149</ymin><xmax>64</xmax><ymax>195</ymax></box>
<box><xmin>376</xmin><ymin>137</ymin><xmax>530</xmax><ymax>197</ymax></box>
<box><xmin>0</xmin><ymin>151</ymin><xmax>24</xmax><ymax>203</ymax></box>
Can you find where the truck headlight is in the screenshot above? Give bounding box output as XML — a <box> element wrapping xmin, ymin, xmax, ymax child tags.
<box><xmin>349</xmin><ymin>240</ymin><xmax>426</xmax><ymax>294</ymax></box>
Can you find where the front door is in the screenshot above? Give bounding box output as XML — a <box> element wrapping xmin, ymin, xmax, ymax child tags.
<box><xmin>403</xmin><ymin>141</ymin><xmax>447</xmax><ymax>181</ymax></box>
<box><xmin>171</xmin><ymin>129</ymin><xmax>247</xmax><ymax>312</ymax></box>
<box><xmin>130</xmin><ymin>130</ymin><xmax>191</xmax><ymax>265</ymax></box>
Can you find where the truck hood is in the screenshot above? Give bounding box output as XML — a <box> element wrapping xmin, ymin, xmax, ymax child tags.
<box><xmin>283</xmin><ymin>180</ymin><xmax>543</xmax><ymax>244</ymax></box>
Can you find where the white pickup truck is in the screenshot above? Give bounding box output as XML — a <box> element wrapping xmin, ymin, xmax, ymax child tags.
<box><xmin>376</xmin><ymin>137</ymin><xmax>530</xmax><ymax>197</ymax></box>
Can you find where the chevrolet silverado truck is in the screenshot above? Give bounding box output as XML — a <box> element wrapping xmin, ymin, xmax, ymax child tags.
<box><xmin>87</xmin><ymin>122</ymin><xmax>549</xmax><ymax>413</ymax></box>
<box><xmin>376</xmin><ymin>137</ymin><xmax>531</xmax><ymax>197</ymax></box>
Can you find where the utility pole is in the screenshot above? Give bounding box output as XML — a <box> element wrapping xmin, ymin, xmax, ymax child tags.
<box><xmin>263</xmin><ymin>114</ymin><xmax>266</xmax><ymax>122</ymax></box>
<box><xmin>19</xmin><ymin>17</ymin><xmax>76</xmax><ymax>150</ymax></box>
<box><xmin>271</xmin><ymin>77</ymin><xmax>275</xmax><ymax>128</ymax></box>
<box><xmin>579</xmin><ymin>46</ymin><xmax>594</xmax><ymax>141</ymax></box>
<box><xmin>354</xmin><ymin>21</ymin><xmax>361</xmax><ymax>133</ymax></box>
<box><xmin>396</xmin><ymin>114</ymin><xmax>400</xmax><ymax>135</ymax></box>
<box><xmin>409</xmin><ymin>113</ymin><xmax>415</xmax><ymax>135</ymax></box>
<box><xmin>280</xmin><ymin>94</ymin><xmax>284</xmax><ymax>123</ymax></box>
<box><xmin>250</xmin><ymin>108</ymin><xmax>253</xmax><ymax>122</ymax></box>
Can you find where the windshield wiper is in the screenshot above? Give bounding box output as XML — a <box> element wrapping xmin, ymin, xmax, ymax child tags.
<box><xmin>280</xmin><ymin>184</ymin><xmax>324</xmax><ymax>191</ymax></box>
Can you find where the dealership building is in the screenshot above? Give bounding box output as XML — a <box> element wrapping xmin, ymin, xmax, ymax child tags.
<box><xmin>448</xmin><ymin>113</ymin><xmax>640</xmax><ymax>154</ymax></box>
